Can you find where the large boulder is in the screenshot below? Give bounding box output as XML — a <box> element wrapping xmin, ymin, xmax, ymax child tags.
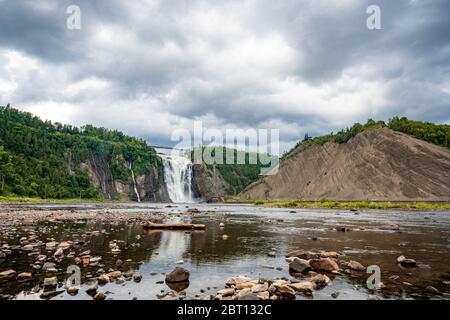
<box><xmin>225</xmin><ymin>276</ymin><xmax>252</xmax><ymax>287</ymax></box>
<box><xmin>289</xmin><ymin>281</ymin><xmax>315</xmax><ymax>294</ymax></box>
<box><xmin>288</xmin><ymin>257</ymin><xmax>311</xmax><ymax>274</ymax></box>
<box><xmin>286</xmin><ymin>250</ymin><xmax>320</xmax><ymax>260</ymax></box>
<box><xmin>309</xmin><ymin>258</ymin><xmax>339</xmax><ymax>272</ymax></box>
<box><xmin>165</xmin><ymin>267</ymin><xmax>190</xmax><ymax>283</ymax></box>
<box><xmin>309</xmin><ymin>274</ymin><xmax>331</xmax><ymax>289</ymax></box>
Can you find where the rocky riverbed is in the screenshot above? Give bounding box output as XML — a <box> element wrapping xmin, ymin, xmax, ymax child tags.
<box><xmin>0</xmin><ymin>203</ymin><xmax>449</xmax><ymax>300</ymax></box>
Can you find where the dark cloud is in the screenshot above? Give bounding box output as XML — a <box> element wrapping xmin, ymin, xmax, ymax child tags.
<box><xmin>0</xmin><ymin>0</ymin><xmax>449</xmax><ymax>152</ymax></box>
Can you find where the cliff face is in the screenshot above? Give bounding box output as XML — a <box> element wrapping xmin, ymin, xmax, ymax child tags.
<box><xmin>78</xmin><ymin>153</ymin><xmax>169</xmax><ymax>202</ymax></box>
<box><xmin>191</xmin><ymin>163</ymin><xmax>230</xmax><ymax>201</ymax></box>
<box><xmin>240</xmin><ymin>128</ymin><xmax>450</xmax><ymax>201</ymax></box>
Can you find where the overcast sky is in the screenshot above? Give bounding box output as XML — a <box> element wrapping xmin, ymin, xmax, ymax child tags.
<box><xmin>0</xmin><ymin>0</ymin><xmax>449</xmax><ymax>153</ymax></box>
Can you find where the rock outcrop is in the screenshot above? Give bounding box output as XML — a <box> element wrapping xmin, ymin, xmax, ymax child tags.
<box><xmin>191</xmin><ymin>163</ymin><xmax>230</xmax><ymax>201</ymax></box>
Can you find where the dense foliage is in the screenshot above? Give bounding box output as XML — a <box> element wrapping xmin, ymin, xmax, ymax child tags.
<box><xmin>0</xmin><ymin>106</ymin><xmax>159</xmax><ymax>199</ymax></box>
<box><xmin>286</xmin><ymin>117</ymin><xmax>450</xmax><ymax>158</ymax></box>
<box><xmin>193</xmin><ymin>147</ymin><xmax>278</xmax><ymax>195</ymax></box>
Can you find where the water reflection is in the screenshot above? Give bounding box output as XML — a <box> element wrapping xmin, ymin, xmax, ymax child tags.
<box><xmin>1</xmin><ymin>204</ymin><xmax>450</xmax><ymax>300</ymax></box>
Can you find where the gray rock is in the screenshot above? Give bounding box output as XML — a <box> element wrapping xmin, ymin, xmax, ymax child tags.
<box><xmin>397</xmin><ymin>256</ymin><xmax>417</xmax><ymax>267</ymax></box>
<box><xmin>85</xmin><ymin>283</ymin><xmax>98</xmax><ymax>296</ymax></box>
<box><xmin>347</xmin><ymin>260</ymin><xmax>365</xmax><ymax>271</ymax></box>
<box><xmin>165</xmin><ymin>267</ymin><xmax>190</xmax><ymax>283</ymax></box>
<box><xmin>40</xmin><ymin>290</ymin><xmax>64</xmax><ymax>300</ymax></box>
<box><xmin>133</xmin><ymin>273</ymin><xmax>142</xmax><ymax>282</ymax></box>
<box><xmin>217</xmin><ymin>288</ymin><xmax>235</xmax><ymax>297</ymax></box>
<box><xmin>94</xmin><ymin>292</ymin><xmax>106</xmax><ymax>300</ymax></box>
<box><xmin>286</xmin><ymin>250</ymin><xmax>320</xmax><ymax>260</ymax></box>
<box><xmin>97</xmin><ymin>275</ymin><xmax>110</xmax><ymax>285</ymax></box>
<box><xmin>425</xmin><ymin>286</ymin><xmax>442</xmax><ymax>295</ymax></box>
<box><xmin>43</xmin><ymin>277</ymin><xmax>58</xmax><ymax>289</ymax></box>
<box><xmin>0</xmin><ymin>269</ymin><xmax>16</xmax><ymax>278</ymax></box>
<box><xmin>67</xmin><ymin>286</ymin><xmax>79</xmax><ymax>295</ymax></box>
<box><xmin>42</xmin><ymin>262</ymin><xmax>57</xmax><ymax>272</ymax></box>
<box><xmin>16</xmin><ymin>272</ymin><xmax>32</xmax><ymax>281</ymax></box>
<box><xmin>288</xmin><ymin>257</ymin><xmax>311</xmax><ymax>274</ymax></box>
<box><xmin>309</xmin><ymin>258</ymin><xmax>339</xmax><ymax>272</ymax></box>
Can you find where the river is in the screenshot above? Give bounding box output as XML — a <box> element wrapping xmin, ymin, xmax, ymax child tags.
<box><xmin>0</xmin><ymin>203</ymin><xmax>449</xmax><ymax>300</ymax></box>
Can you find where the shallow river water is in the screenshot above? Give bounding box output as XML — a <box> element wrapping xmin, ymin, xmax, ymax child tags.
<box><xmin>1</xmin><ymin>203</ymin><xmax>449</xmax><ymax>300</ymax></box>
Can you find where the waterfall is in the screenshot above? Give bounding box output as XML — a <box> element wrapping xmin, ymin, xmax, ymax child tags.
<box><xmin>161</xmin><ymin>154</ymin><xmax>194</xmax><ymax>203</ymax></box>
<box><xmin>128</xmin><ymin>161</ymin><xmax>141</xmax><ymax>203</ymax></box>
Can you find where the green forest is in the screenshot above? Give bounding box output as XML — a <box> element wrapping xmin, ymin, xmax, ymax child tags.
<box><xmin>0</xmin><ymin>106</ymin><xmax>159</xmax><ymax>199</ymax></box>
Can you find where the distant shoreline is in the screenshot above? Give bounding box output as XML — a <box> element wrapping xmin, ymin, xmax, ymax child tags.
<box><xmin>247</xmin><ymin>200</ymin><xmax>450</xmax><ymax>210</ymax></box>
<box><xmin>1</xmin><ymin>196</ymin><xmax>450</xmax><ymax>211</ymax></box>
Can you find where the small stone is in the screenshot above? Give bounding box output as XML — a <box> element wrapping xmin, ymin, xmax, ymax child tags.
<box><xmin>380</xmin><ymin>224</ymin><xmax>400</xmax><ymax>231</ymax></box>
<box><xmin>320</xmin><ymin>252</ymin><xmax>338</xmax><ymax>259</ymax></box>
<box><xmin>54</xmin><ymin>248</ymin><xmax>64</xmax><ymax>257</ymax></box>
<box><xmin>368</xmin><ymin>294</ymin><xmax>380</xmax><ymax>300</ymax></box>
<box><xmin>40</xmin><ymin>290</ymin><xmax>64</xmax><ymax>300</ymax></box>
<box><xmin>93</xmin><ymin>292</ymin><xmax>106</xmax><ymax>300</ymax></box>
<box><xmin>331</xmin><ymin>292</ymin><xmax>340</xmax><ymax>299</ymax></box>
<box><xmin>267</xmin><ymin>251</ymin><xmax>276</xmax><ymax>257</ymax></box>
<box><xmin>67</xmin><ymin>286</ymin><xmax>79</xmax><ymax>295</ymax></box>
<box><xmin>256</xmin><ymin>291</ymin><xmax>270</xmax><ymax>300</ymax></box>
<box><xmin>425</xmin><ymin>286</ymin><xmax>441</xmax><ymax>295</ymax></box>
<box><xmin>97</xmin><ymin>275</ymin><xmax>110</xmax><ymax>285</ymax></box>
<box><xmin>347</xmin><ymin>260</ymin><xmax>365</xmax><ymax>271</ymax></box>
<box><xmin>252</xmin><ymin>283</ymin><xmax>269</xmax><ymax>293</ymax></box>
<box><xmin>217</xmin><ymin>288</ymin><xmax>235</xmax><ymax>297</ymax></box>
<box><xmin>79</xmin><ymin>250</ymin><xmax>91</xmax><ymax>257</ymax></box>
<box><xmin>0</xmin><ymin>269</ymin><xmax>16</xmax><ymax>278</ymax></box>
<box><xmin>335</xmin><ymin>226</ymin><xmax>351</xmax><ymax>232</ymax></box>
<box><xmin>235</xmin><ymin>282</ymin><xmax>256</xmax><ymax>290</ymax></box>
<box><xmin>45</xmin><ymin>241</ymin><xmax>58</xmax><ymax>249</ymax></box>
<box><xmin>176</xmin><ymin>260</ymin><xmax>185</xmax><ymax>264</ymax></box>
<box><xmin>309</xmin><ymin>274</ymin><xmax>331</xmax><ymax>288</ymax></box>
<box><xmin>286</xmin><ymin>250</ymin><xmax>320</xmax><ymax>260</ymax></box>
<box><xmin>43</xmin><ymin>277</ymin><xmax>58</xmax><ymax>289</ymax></box>
<box><xmin>133</xmin><ymin>273</ymin><xmax>142</xmax><ymax>282</ymax></box>
<box><xmin>289</xmin><ymin>281</ymin><xmax>315</xmax><ymax>293</ymax></box>
<box><xmin>106</xmin><ymin>271</ymin><xmax>122</xmax><ymax>279</ymax></box>
<box><xmin>397</xmin><ymin>256</ymin><xmax>417</xmax><ymax>267</ymax></box>
<box><xmin>226</xmin><ymin>276</ymin><xmax>252</xmax><ymax>286</ymax></box>
<box><xmin>16</xmin><ymin>272</ymin><xmax>32</xmax><ymax>281</ymax></box>
<box><xmin>85</xmin><ymin>283</ymin><xmax>98</xmax><ymax>296</ymax></box>
<box><xmin>43</xmin><ymin>262</ymin><xmax>58</xmax><ymax>272</ymax></box>
<box><xmin>260</xmin><ymin>263</ymin><xmax>274</xmax><ymax>269</ymax></box>
<box><xmin>22</xmin><ymin>244</ymin><xmax>35</xmax><ymax>251</ymax></box>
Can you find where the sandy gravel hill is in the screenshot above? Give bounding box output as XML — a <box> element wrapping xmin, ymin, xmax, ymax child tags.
<box><xmin>240</xmin><ymin>128</ymin><xmax>450</xmax><ymax>201</ymax></box>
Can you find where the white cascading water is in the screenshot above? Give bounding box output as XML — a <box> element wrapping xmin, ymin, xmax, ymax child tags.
<box><xmin>161</xmin><ymin>154</ymin><xmax>194</xmax><ymax>203</ymax></box>
<box><xmin>128</xmin><ymin>161</ymin><xmax>141</xmax><ymax>203</ymax></box>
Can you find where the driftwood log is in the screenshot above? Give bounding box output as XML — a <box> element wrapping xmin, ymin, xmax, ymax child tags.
<box><xmin>143</xmin><ymin>222</ymin><xmax>206</xmax><ymax>230</ymax></box>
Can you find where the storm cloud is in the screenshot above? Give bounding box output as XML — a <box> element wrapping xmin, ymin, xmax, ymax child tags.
<box><xmin>0</xmin><ymin>0</ymin><xmax>449</xmax><ymax>152</ymax></box>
